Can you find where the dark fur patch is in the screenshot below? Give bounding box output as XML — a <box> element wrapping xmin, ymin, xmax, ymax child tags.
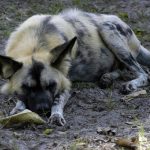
<box><xmin>63</xmin><ymin>16</ymin><xmax>89</xmax><ymax>38</ymax></box>
<box><xmin>137</xmin><ymin>47</ymin><xmax>150</xmax><ymax>67</ymax></box>
<box><xmin>46</xmin><ymin>80</ymin><xmax>57</xmax><ymax>93</ymax></box>
<box><xmin>26</xmin><ymin>90</ymin><xmax>53</xmax><ymax>113</ymax></box>
<box><xmin>21</xmin><ymin>61</ymin><xmax>55</xmax><ymax>113</ymax></box>
<box><xmin>126</xmin><ymin>28</ymin><xmax>133</xmax><ymax>35</ymax></box>
<box><xmin>103</xmin><ymin>22</ymin><xmax>115</xmax><ymax>30</ymax></box>
<box><xmin>42</xmin><ymin>19</ymin><xmax>68</xmax><ymax>41</ymax></box>
<box><xmin>41</xmin><ymin>16</ymin><xmax>56</xmax><ymax>34</ymax></box>
<box><xmin>118</xmin><ymin>52</ymin><xmax>144</xmax><ymax>74</ymax></box>
<box><xmin>0</xmin><ymin>55</ymin><xmax>23</xmax><ymax>79</ymax></box>
<box><xmin>28</xmin><ymin>61</ymin><xmax>44</xmax><ymax>87</ymax></box>
<box><xmin>114</xmin><ymin>23</ymin><xmax>132</xmax><ymax>37</ymax></box>
<box><xmin>80</xmin><ymin>58</ymin><xmax>87</xmax><ymax>64</ymax></box>
<box><xmin>76</xmin><ymin>50</ymin><xmax>82</xmax><ymax>57</ymax></box>
<box><xmin>60</xmin><ymin>32</ymin><xmax>68</xmax><ymax>42</ymax></box>
<box><xmin>67</xmin><ymin>19</ymin><xmax>86</xmax><ymax>37</ymax></box>
<box><xmin>85</xmin><ymin>13</ymin><xmax>132</xmax><ymax>39</ymax></box>
<box><xmin>114</xmin><ymin>23</ymin><xmax>126</xmax><ymax>36</ymax></box>
<box><xmin>38</xmin><ymin>16</ymin><xmax>68</xmax><ymax>48</ymax></box>
<box><xmin>87</xmin><ymin>51</ymin><xmax>93</xmax><ymax>57</ymax></box>
<box><xmin>21</xmin><ymin>61</ymin><xmax>44</xmax><ymax>93</ymax></box>
<box><xmin>101</xmin><ymin>48</ymin><xmax>109</xmax><ymax>56</ymax></box>
<box><xmin>42</xmin><ymin>17</ymin><xmax>68</xmax><ymax>42</ymax></box>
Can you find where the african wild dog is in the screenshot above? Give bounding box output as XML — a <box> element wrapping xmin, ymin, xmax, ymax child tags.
<box><xmin>0</xmin><ymin>9</ymin><xmax>150</xmax><ymax>126</ymax></box>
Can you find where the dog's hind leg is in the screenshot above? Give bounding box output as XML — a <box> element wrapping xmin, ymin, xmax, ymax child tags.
<box><xmin>99</xmin><ymin>69</ymin><xmax>121</xmax><ymax>88</ymax></box>
<box><xmin>137</xmin><ymin>45</ymin><xmax>150</xmax><ymax>67</ymax></box>
<box><xmin>98</xmin><ymin>22</ymin><xmax>148</xmax><ymax>93</ymax></box>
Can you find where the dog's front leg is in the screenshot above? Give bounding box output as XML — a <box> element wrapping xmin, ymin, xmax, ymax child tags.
<box><xmin>10</xmin><ymin>100</ymin><xmax>26</xmax><ymax>115</ymax></box>
<box><xmin>49</xmin><ymin>90</ymin><xmax>70</xmax><ymax>126</ymax></box>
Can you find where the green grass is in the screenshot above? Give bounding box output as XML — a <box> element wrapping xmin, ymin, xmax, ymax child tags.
<box><xmin>49</xmin><ymin>2</ymin><xmax>65</xmax><ymax>14</ymax></box>
<box><xmin>106</xmin><ymin>85</ymin><xmax>115</xmax><ymax>110</ymax></box>
<box><xmin>133</xmin><ymin>28</ymin><xmax>145</xmax><ymax>38</ymax></box>
<box><xmin>72</xmin><ymin>0</ymin><xmax>81</xmax><ymax>6</ymax></box>
<box><xmin>117</xmin><ymin>12</ymin><xmax>129</xmax><ymax>21</ymax></box>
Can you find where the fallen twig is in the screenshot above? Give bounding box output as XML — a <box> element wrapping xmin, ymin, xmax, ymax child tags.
<box><xmin>121</xmin><ymin>90</ymin><xmax>147</xmax><ymax>101</ymax></box>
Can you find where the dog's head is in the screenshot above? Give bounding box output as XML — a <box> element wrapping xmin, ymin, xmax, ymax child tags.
<box><xmin>0</xmin><ymin>37</ymin><xmax>76</xmax><ymax>112</ymax></box>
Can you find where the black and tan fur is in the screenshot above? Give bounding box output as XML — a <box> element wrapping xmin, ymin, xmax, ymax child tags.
<box><xmin>0</xmin><ymin>9</ymin><xmax>150</xmax><ymax>125</ymax></box>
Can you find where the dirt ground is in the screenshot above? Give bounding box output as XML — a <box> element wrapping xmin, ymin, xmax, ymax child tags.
<box><xmin>0</xmin><ymin>0</ymin><xmax>150</xmax><ymax>149</ymax></box>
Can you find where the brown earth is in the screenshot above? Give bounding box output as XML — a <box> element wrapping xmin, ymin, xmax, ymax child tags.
<box><xmin>0</xmin><ymin>0</ymin><xmax>150</xmax><ymax>149</ymax></box>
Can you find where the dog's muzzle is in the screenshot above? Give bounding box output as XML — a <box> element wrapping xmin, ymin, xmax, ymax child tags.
<box><xmin>25</xmin><ymin>90</ymin><xmax>53</xmax><ymax>113</ymax></box>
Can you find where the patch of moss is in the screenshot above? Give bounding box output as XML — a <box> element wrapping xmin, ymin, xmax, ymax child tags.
<box><xmin>133</xmin><ymin>28</ymin><xmax>145</xmax><ymax>38</ymax></box>
<box><xmin>49</xmin><ymin>2</ymin><xmax>65</xmax><ymax>14</ymax></box>
<box><xmin>72</xmin><ymin>0</ymin><xmax>81</xmax><ymax>6</ymax></box>
<box><xmin>118</xmin><ymin>12</ymin><xmax>129</xmax><ymax>21</ymax></box>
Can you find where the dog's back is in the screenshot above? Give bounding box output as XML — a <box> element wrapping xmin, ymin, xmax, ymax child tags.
<box><xmin>5</xmin><ymin>9</ymin><xmax>140</xmax><ymax>81</ymax></box>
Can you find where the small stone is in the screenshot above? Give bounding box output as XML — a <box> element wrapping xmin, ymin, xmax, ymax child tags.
<box><xmin>97</xmin><ymin>127</ymin><xmax>116</xmax><ymax>136</ymax></box>
<box><xmin>13</xmin><ymin>132</ymin><xmax>21</xmax><ymax>138</ymax></box>
<box><xmin>73</xmin><ymin>133</ymin><xmax>79</xmax><ymax>139</ymax></box>
<box><xmin>57</xmin><ymin>131</ymin><xmax>66</xmax><ymax>135</ymax></box>
<box><xmin>97</xmin><ymin>127</ymin><xmax>103</xmax><ymax>134</ymax></box>
<box><xmin>125</xmin><ymin>122</ymin><xmax>134</xmax><ymax>125</ymax></box>
<box><xmin>52</xmin><ymin>142</ymin><xmax>58</xmax><ymax>147</ymax></box>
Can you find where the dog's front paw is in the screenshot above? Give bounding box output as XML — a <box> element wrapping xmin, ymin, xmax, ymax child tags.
<box><xmin>121</xmin><ymin>83</ymin><xmax>136</xmax><ymax>94</ymax></box>
<box><xmin>49</xmin><ymin>113</ymin><xmax>66</xmax><ymax>126</ymax></box>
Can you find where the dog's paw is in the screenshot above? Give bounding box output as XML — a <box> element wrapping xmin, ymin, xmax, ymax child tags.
<box><xmin>99</xmin><ymin>74</ymin><xmax>113</xmax><ymax>88</ymax></box>
<box><xmin>48</xmin><ymin>113</ymin><xmax>66</xmax><ymax>126</ymax></box>
<box><xmin>120</xmin><ymin>83</ymin><xmax>136</xmax><ymax>94</ymax></box>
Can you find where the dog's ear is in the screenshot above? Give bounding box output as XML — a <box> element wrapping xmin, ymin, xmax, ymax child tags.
<box><xmin>50</xmin><ymin>37</ymin><xmax>77</xmax><ymax>66</ymax></box>
<box><xmin>0</xmin><ymin>55</ymin><xmax>23</xmax><ymax>79</ymax></box>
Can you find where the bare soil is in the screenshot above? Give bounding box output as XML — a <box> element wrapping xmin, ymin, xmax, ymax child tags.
<box><xmin>0</xmin><ymin>0</ymin><xmax>150</xmax><ymax>149</ymax></box>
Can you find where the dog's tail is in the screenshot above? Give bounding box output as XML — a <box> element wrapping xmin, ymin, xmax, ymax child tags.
<box><xmin>137</xmin><ymin>45</ymin><xmax>150</xmax><ymax>67</ymax></box>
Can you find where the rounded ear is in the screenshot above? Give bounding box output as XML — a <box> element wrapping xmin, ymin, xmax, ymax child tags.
<box><xmin>50</xmin><ymin>37</ymin><xmax>77</xmax><ymax>66</ymax></box>
<box><xmin>0</xmin><ymin>55</ymin><xmax>23</xmax><ymax>79</ymax></box>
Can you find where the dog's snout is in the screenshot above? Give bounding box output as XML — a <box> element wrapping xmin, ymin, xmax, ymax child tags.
<box><xmin>27</xmin><ymin>91</ymin><xmax>53</xmax><ymax>112</ymax></box>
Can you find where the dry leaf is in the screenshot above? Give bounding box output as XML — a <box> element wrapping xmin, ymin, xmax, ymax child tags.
<box><xmin>116</xmin><ymin>137</ymin><xmax>138</xmax><ymax>149</ymax></box>
<box><xmin>0</xmin><ymin>109</ymin><xmax>46</xmax><ymax>127</ymax></box>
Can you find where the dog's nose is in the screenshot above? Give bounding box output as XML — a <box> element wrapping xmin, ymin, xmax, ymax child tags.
<box><xmin>35</xmin><ymin>99</ymin><xmax>50</xmax><ymax>111</ymax></box>
<box><xmin>27</xmin><ymin>91</ymin><xmax>53</xmax><ymax>112</ymax></box>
